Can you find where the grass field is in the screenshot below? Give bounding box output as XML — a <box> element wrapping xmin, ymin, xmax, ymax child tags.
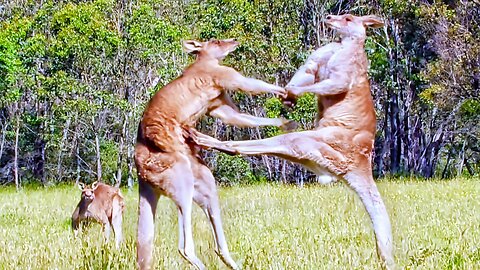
<box><xmin>1</xmin><ymin>179</ymin><xmax>479</xmax><ymax>269</ymax></box>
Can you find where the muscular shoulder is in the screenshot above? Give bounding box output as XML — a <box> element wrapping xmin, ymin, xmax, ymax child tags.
<box><xmin>212</xmin><ymin>66</ymin><xmax>242</xmax><ymax>88</ymax></box>
<box><xmin>307</xmin><ymin>42</ymin><xmax>341</xmax><ymax>63</ymax></box>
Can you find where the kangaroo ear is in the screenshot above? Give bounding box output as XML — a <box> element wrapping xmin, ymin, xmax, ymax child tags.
<box><xmin>78</xmin><ymin>182</ymin><xmax>86</xmax><ymax>191</ymax></box>
<box><xmin>91</xmin><ymin>181</ymin><xmax>99</xmax><ymax>190</ymax></box>
<box><xmin>362</xmin><ymin>15</ymin><xmax>384</xmax><ymax>28</ymax></box>
<box><xmin>182</xmin><ymin>40</ymin><xmax>203</xmax><ymax>54</ymax></box>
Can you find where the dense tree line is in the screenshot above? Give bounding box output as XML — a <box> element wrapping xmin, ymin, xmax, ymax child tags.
<box><xmin>0</xmin><ymin>0</ymin><xmax>479</xmax><ymax>188</ymax></box>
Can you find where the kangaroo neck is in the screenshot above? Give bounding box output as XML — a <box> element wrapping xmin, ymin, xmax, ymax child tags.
<box><xmin>195</xmin><ymin>53</ymin><xmax>220</xmax><ymax>64</ymax></box>
<box><xmin>340</xmin><ymin>36</ymin><xmax>365</xmax><ymax>49</ymax></box>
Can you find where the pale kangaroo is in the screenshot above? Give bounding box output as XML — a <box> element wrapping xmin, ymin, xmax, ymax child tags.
<box><xmin>72</xmin><ymin>181</ymin><xmax>125</xmax><ymax>247</ymax></box>
<box><xmin>135</xmin><ymin>39</ymin><xmax>294</xmax><ymax>270</ymax></box>
<box><xmin>189</xmin><ymin>14</ymin><xmax>395</xmax><ymax>269</ymax></box>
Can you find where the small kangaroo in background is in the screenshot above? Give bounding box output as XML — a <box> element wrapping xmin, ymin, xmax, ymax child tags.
<box><xmin>72</xmin><ymin>181</ymin><xmax>125</xmax><ymax>247</ymax></box>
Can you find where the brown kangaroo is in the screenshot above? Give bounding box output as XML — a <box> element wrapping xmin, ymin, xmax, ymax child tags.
<box><xmin>71</xmin><ymin>181</ymin><xmax>124</xmax><ymax>247</ymax></box>
<box><xmin>135</xmin><ymin>38</ymin><xmax>294</xmax><ymax>270</ymax></box>
<box><xmin>189</xmin><ymin>15</ymin><xmax>395</xmax><ymax>269</ymax></box>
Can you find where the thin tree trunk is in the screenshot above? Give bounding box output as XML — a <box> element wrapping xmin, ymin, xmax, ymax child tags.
<box><xmin>377</xmin><ymin>92</ymin><xmax>390</xmax><ymax>177</ymax></box>
<box><xmin>464</xmin><ymin>157</ymin><xmax>474</xmax><ymax>176</ymax></box>
<box><xmin>281</xmin><ymin>160</ymin><xmax>287</xmax><ymax>183</ymax></box>
<box><xmin>384</xmin><ymin>19</ymin><xmax>403</xmax><ymax>175</ymax></box>
<box><xmin>402</xmin><ymin>106</ymin><xmax>410</xmax><ymax>173</ymax></box>
<box><xmin>115</xmin><ymin>116</ymin><xmax>127</xmax><ymax>188</ymax></box>
<box><xmin>76</xmin><ymin>143</ymin><xmax>81</xmax><ymax>184</ymax></box>
<box><xmin>0</xmin><ymin>122</ymin><xmax>7</xmax><ymax>161</ymax></box>
<box><xmin>441</xmin><ymin>149</ymin><xmax>452</xmax><ymax>179</ymax></box>
<box><xmin>56</xmin><ymin>117</ymin><xmax>71</xmax><ymax>179</ymax></box>
<box><xmin>126</xmin><ymin>125</ymin><xmax>134</xmax><ymax>189</ymax></box>
<box><xmin>14</xmin><ymin>117</ymin><xmax>20</xmax><ymax>191</ymax></box>
<box><xmin>253</xmin><ymin>108</ymin><xmax>272</xmax><ymax>179</ymax></box>
<box><xmin>457</xmin><ymin>139</ymin><xmax>466</xmax><ymax>177</ymax></box>
<box><xmin>126</xmin><ymin>111</ymin><xmax>135</xmax><ymax>190</ymax></box>
<box><xmin>419</xmin><ymin>126</ymin><xmax>444</xmax><ymax>178</ymax></box>
<box><xmin>73</xmin><ymin>122</ymin><xmax>81</xmax><ymax>184</ymax></box>
<box><xmin>127</xmin><ymin>147</ymin><xmax>134</xmax><ymax>188</ymax></box>
<box><xmin>389</xmin><ymin>97</ymin><xmax>401</xmax><ymax>174</ymax></box>
<box><xmin>95</xmin><ymin>133</ymin><xmax>102</xmax><ymax>182</ymax></box>
<box><xmin>410</xmin><ymin>117</ymin><xmax>423</xmax><ymax>173</ymax></box>
<box><xmin>36</xmin><ymin>138</ymin><xmax>46</xmax><ymax>184</ymax></box>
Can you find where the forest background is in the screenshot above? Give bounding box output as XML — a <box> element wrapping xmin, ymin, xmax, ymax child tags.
<box><xmin>1</xmin><ymin>0</ymin><xmax>479</xmax><ymax>188</ymax></box>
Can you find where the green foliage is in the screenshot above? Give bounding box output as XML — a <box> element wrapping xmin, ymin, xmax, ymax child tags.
<box><xmin>419</xmin><ymin>83</ymin><xmax>442</xmax><ymax>106</ymax></box>
<box><xmin>49</xmin><ymin>0</ymin><xmax>120</xmax><ymax>62</ymax></box>
<box><xmin>263</xmin><ymin>97</ymin><xmax>284</xmax><ymax>137</ymax></box>
<box><xmin>365</xmin><ymin>37</ymin><xmax>389</xmax><ymax>82</ymax></box>
<box><xmin>128</xmin><ymin>4</ymin><xmax>186</xmax><ymax>59</ymax></box>
<box><xmin>417</xmin><ymin>3</ymin><xmax>479</xmax><ymax>110</ymax></box>
<box><xmin>186</xmin><ymin>0</ymin><xmax>262</xmax><ymax>40</ymax></box>
<box><xmin>0</xmin><ymin>17</ymin><xmax>31</xmax><ymax>106</ymax></box>
<box><xmin>263</xmin><ymin>94</ymin><xmax>317</xmax><ymax>137</ymax></box>
<box><xmin>185</xmin><ymin>0</ymin><xmax>303</xmax><ymax>78</ymax></box>
<box><xmin>214</xmin><ymin>153</ymin><xmax>257</xmax><ymax>185</ymax></box>
<box><xmin>127</xmin><ymin>3</ymin><xmax>189</xmax><ymax>88</ymax></box>
<box><xmin>100</xmin><ymin>140</ymin><xmax>118</xmax><ymax>184</ymax></box>
<box><xmin>286</xmin><ymin>94</ymin><xmax>317</xmax><ymax>125</ymax></box>
<box><xmin>460</xmin><ymin>99</ymin><xmax>480</xmax><ymax>119</ymax></box>
<box><xmin>264</xmin><ymin>97</ymin><xmax>283</xmax><ymax>119</ymax></box>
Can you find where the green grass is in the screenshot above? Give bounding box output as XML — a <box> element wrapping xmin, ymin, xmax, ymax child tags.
<box><xmin>1</xmin><ymin>179</ymin><xmax>479</xmax><ymax>269</ymax></box>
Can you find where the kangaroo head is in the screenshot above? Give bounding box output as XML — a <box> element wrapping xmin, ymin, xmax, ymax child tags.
<box><xmin>325</xmin><ymin>14</ymin><xmax>384</xmax><ymax>40</ymax></box>
<box><xmin>78</xmin><ymin>181</ymin><xmax>99</xmax><ymax>203</ymax></box>
<box><xmin>182</xmin><ymin>39</ymin><xmax>239</xmax><ymax>60</ymax></box>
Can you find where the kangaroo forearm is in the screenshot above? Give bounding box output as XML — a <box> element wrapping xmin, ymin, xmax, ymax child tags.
<box><xmin>209</xmin><ymin>104</ymin><xmax>284</xmax><ymax>128</ymax></box>
<box><xmin>286</xmin><ymin>65</ymin><xmax>316</xmax><ymax>87</ymax></box>
<box><xmin>295</xmin><ymin>79</ymin><xmax>349</xmax><ymax>96</ymax></box>
<box><xmin>222</xmin><ymin>113</ymin><xmax>283</xmax><ymax>128</ymax></box>
<box><xmin>239</xmin><ymin>78</ymin><xmax>282</xmax><ymax>95</ymax></box>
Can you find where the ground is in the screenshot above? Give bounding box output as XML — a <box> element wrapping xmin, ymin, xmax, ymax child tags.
<box><xmin>0</xmin><ymin>178</ymin><xmax>479</xmax><ymax>269</ymax></box>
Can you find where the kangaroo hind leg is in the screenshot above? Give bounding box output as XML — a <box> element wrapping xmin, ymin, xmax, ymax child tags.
<box><xmin>344</xmin><ymin>172</ymin><xmax>395</xmax><ymax>270</ymax></box>
<box><xmin>193</xmin><ymin>162</ymin><xmax>239</xmax><ymax>270</ymax></box>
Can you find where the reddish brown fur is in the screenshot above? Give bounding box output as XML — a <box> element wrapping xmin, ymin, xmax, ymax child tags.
<box><xmin>189</xmin><ymin>15</ymin><xmax>395</xmax><ymax>270</ymax></box>
<box><xmin>135</xmin><ymin>39</ymin><xmax>290</xmax><ymax>270</ymax></box>
<box><xmin>72</xmin><ymin>181</ymin><xmax>124</xmax><ymax>247</ymax></box>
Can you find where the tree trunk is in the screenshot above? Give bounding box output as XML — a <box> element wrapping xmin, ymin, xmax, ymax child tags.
<box><xmin>457</xmin><ymin>139</ymin><xmax>466</xmax><ymax>177</ymax></box>
<box><xmin>76</xmin><ymin>143</ymin><xmax>81</xmax><ymax>184</ymax></box>
<box><xmin>464</xmin><ymin>157</ymin><xmax>474</xmax><ymax>176</ymax></box>
<box><xmin>126</xmin><ymin>111</ymin><xmax>135</xmax><ymax>189</ymax></box>
<box><xmin>0</xmin><ymin>122</ymin><xmax>6</xmax><ymax>162</ymax></box>
<box><xmin>14</xmin><ymin>117</ymin><xmax>20</xmax><ymax>191</ymax></box>
<box><xmin>95</xmin><ymin>133</ymin><xmax>102</xmax><ymax>182</ymax></box>
<box><xmin>384</xmin><ymin>19</ymin><xmax>403</xmax><ymax>175</ymax></box>
<box><xmin>34</xmin><ymin>138</ymin><xmax>46</xmax><ymax>184</ymax></box>
<box><xmin>253</xmin><ymin>109</ymin><xmax>272</xmax><ymax>179</ymax></box>
<box><xmin>115</xmin><ymin>116</ymin><xmax>127</xmax><ymax>188</ymax></box>
<box><xmin>127</xmin><ymin>138</ymin><xmax>134</xmax><ymax>189</ymax></box>
<box><xmin>389</xmin><ymin>94</ymin><xmax>401</xmax><ymax>174</ymax></box>
<box><xmin>377</xmin><ymin>110</ymin><xmax>389</xmax><ymax>177</ymax></box>
<box><xmin>56</xmin><ymin>117</ymin><xmax>71</xmax><ymax>180</ymax></box>
<box><xmin>441</xmin><ymin>149</ymin><xmax>452</xmax><ymax>179</ymax></box>
<box><xmin>419</xmin><ymin>126</ymin><xmax>444</xmax><ymax>178</ymax></box>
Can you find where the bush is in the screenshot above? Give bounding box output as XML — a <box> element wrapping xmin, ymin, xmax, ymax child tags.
<box><xmin>214</xmin><ymin>153</ymin><xmax>257</xmax><ymax>185</ymax></box>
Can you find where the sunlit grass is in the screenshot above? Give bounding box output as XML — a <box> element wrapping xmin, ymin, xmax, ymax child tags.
<box><xmin>0</xmin><ymin>179</ymin><xmax>479</xmax><ymax>269</ymax></box>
